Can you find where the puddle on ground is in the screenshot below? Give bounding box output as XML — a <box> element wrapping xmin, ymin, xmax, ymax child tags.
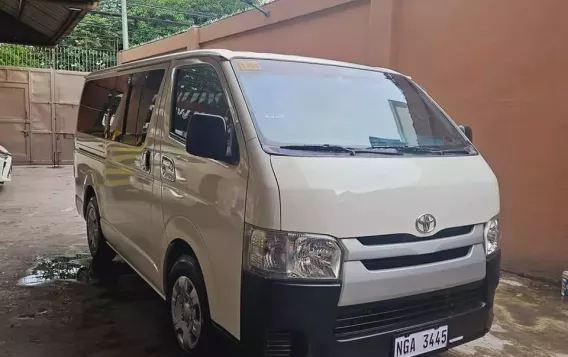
<box><xmin>17</xmin><ymin>253</ymin><xmax>156</xmax><ymax>304</ymax></box>
<box><xmin>18</xmin><ymin>253</ymin><xmax>136</xmax><ymax>287</ymax></box>
<box><xmin>18</xmin><ymin>254</ymin><xmax>92</xmax><ymax>286</ymax></box>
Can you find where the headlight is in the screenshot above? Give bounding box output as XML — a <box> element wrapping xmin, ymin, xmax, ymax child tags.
<box><xmin>243</xmin><ymin>224</ymin><xmax>342</xmax><ymax>280</ymax></box>
<box><xmin>484</xmin><ymin>215</ymin><xmax>501</xmax><ymax>256</ymax></box>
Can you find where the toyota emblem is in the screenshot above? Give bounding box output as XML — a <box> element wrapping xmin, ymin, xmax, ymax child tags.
<box><xmin>416</xmin><ymin>214</ymin><xmax>436</xmax><ymax>234</ymax></box>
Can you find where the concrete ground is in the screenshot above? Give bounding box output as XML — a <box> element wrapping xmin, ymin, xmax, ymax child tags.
<box><xmin>0</xmin><ymin>166</ymin><xmax>566</xmax><ymax>357</ymax></box>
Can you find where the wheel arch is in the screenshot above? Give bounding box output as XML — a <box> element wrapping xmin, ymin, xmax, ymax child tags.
<box><xmin>81</xmin><ymin>171</ymin><xmax>101</xmax><ymax>217</ymax></box>
<box><xmin>162</xmin><ymin>218</ymin><xmax>217</xmax><ymax>323</ymax></box>
<box><xmin>164</xmin><ymin>239</ymin><xmax>199</xmax><ymax>289</ymax></box>
<box><xmin>83</xmin><ymin>185</ymin><xmax>96</xmax><ymax>216</ymax></box>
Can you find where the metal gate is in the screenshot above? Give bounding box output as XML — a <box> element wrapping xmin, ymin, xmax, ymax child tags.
<box><xmin>0</xmin><ymin>66</ymin><xmax>86</xmax><ymax>165</ymax></box>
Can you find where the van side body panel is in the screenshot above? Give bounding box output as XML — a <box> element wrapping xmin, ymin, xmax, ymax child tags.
<box><xmin>74</xmin><ymin>138</ymin><xmax>106</xmax><ymax>218</ymax></box>
<box><xmin>159</xmin><ymin>124</ymin><xmax>248</xmax><ymax>341</ymax></box>
<box><xmin>243</xmin><ymin>139</ymin><xmax>281</xmax><ymax>231</ymax></box>
<box><xmin>158</xmin><ymin>57</ymin><xmax>249</xmax><ymax>339</ymax></box>
<box><xmin>103</xmin><ymin>141</ymin><xmax>162</xmax><ymax>285</ymax></box>
<box><xmin>101</xmin><ymin>63</ymin><xmax>169</xmax><ymax>292</ymax></box>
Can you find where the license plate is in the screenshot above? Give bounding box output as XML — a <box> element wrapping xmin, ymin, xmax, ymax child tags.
<box><xmin>394</xmin><ymin>325</ymin><xmax>448</xmax><ymax>357</ymax></box>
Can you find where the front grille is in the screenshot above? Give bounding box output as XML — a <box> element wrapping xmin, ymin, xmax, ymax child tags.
<box><xmin>361</xmin><ymin>246</ymin><xmax>471</xmax><ymax>271</ymax></box>
<box><xmin>357</xmin><ymin>225</ymin><xmax>474</xmax><ymax>246</ymax></box>
<box><xmin>334</xmin><ymin>282</ymin><xmax>485</xmax><ymax>339</ymax></box>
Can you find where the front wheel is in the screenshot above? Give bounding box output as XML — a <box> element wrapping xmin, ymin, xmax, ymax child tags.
<box><xmin>85</xmin><ymin>196</ymin><xmax>116</xmax><ymax>262</ymax></box>
<box><xmin>168</xmin><ymin>255</ymin><xmax>211</xmax><ymax>355</ymax></box>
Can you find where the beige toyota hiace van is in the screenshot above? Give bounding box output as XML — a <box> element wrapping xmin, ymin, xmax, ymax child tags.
<box><xmin>74</xmin><ymin>50</ymin><xmax>501</xmax><ymax>357</ymax></box>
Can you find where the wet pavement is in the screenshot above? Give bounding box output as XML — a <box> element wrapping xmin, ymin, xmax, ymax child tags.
<box><xmin>0</xmin><ymin>166</ymin><xmax>567</xmax><ymax>357</ymax></box>
<box><xmin>445</xmin><ymin>277</ymin><xmax>568</xmax><ymax>357</ymax></box>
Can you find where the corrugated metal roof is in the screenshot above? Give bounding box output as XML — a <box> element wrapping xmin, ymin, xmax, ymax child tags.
<box><xmin>0</xmin><ymin>0</ymin><xmax>19</xmax><ymax>16</ymax></box>
<box><xmin>0</xmin><ymin>0</ymin><xmax>94</xmax><ymax>45</ymax></box>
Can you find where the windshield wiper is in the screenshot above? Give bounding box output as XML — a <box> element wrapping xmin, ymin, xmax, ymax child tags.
<box><xmin>438</xmin><ymin>147</ymin><xmax>476</xmax><ymax>155</ymax></box>
<box><xmin>351</xmin><ymin>148</ymin><xmax>403</xmax><ymax>156</ymax></box>
<box><xmin>368</xmin><ymin>146</ymin><xmax>444</xmax><ymax>155</ymax></box>
<box><xmin>279</xmin><ymin>144</ymin><xmax>356</xmax><ymax>156</ymax></box>
<box><xmin>277</xmin><ymin>144</ymin><xmax>471</xmax><ymax>156</ymax></box>
<box><xmin>368</xmin><ymin>145</ymin><xmax>475</xmax><ymax>155</ymax></box>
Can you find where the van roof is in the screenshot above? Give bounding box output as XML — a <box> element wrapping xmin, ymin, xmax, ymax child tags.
<box><xmin>88</xmin><ymin>49</ymin><xmax>404</xmax><ymax>79</ymax></box>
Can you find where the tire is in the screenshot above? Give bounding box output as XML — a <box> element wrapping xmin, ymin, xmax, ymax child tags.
<box><xmin>85</xmin><ymin>196</ymin><xmax>116</xmax><ymax>262</ymax></box>
<box><xmin>168</xmin><ymin>255</ymin><xmax>211</xmax><ymax>356</ymax></box>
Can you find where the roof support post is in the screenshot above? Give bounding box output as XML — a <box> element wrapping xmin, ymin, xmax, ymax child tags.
<box><xmin>18</xmin><ymin>0</ymin><xmax>25</xmax><ymax>19</ymax></box>
<box><xmin>121</xmin><ymin>0</ymin><xmax>129</xmax><ymax>49</ymax></box>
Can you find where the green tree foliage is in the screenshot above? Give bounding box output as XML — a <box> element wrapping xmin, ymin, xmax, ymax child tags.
<box><xmin>0</xmin><ymin>0</ymin><xmax>258</xmax><ymax>71</ymax></box>
<box><xmin>62</xmin><ymin>0</ymin><xmax>251</xmax><ymax>51</ymax></box>
<box><xmin>0</xmin><ymin>44</ymin><xmax>48</xmax><ymax>68</ymax></box>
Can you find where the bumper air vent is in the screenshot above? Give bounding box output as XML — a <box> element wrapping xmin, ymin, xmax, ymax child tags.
<box><xmin>335</xmin><ymin>282</ymin><xmax>485</xmax><ymax>339</ymax></box>
<box><xmin>265</xmin><ymin>331</ymin><xmax>295</xmax><ymax>357</ymax></box>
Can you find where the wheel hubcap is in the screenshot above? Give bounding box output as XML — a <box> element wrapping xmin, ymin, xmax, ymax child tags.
<box><xmin>86</xmin><ymin>207</ymin><xmax>99</xmax><ymax>253</ymax></box>
<box><xmin>171</xmin><ymin>276</ymin><xmax>202</xmax><ymax>351</ymax></box>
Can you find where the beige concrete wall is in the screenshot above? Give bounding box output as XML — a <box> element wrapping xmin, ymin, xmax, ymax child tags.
<box><xmin>119</xmin><ymin>0</ymin><xmax>568</xmax><ymax>282</ymax></box>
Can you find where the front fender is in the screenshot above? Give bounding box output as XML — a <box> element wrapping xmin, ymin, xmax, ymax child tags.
<box><xmin>163</xmin><ymin>215</ymin><xmax>218</xmax><ymax>322</ymax></box>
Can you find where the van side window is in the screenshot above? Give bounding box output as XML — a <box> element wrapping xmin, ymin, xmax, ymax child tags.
<box><xmin>106</xmin><ymin>75</ymin><xmax>129</xmax><ymax>142</ymax></box>
<box><xmin>77</xmin><ymin>75</ymin><xmax>129</xmax><ymax>140</ymax></box>
<box><xmin>172</xmin><ymin>65</ymin><xmax>238</xmax><ymax>163</ymax></box>
<box><xmin>121</xmin><ymin>69</ymin><xmax>166</xmax><ymax>146</ymax></box>
<box><xmin>103</xmin><ymin>93</ymin><xmax>124</xmax><ymax>140</ymax></box>
<box><xmin>78</xmin><ymin>79</ymin><xmax>116</xmax><ymax>138</ymax></box>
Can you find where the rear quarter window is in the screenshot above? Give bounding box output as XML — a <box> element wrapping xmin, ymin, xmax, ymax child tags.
<box><xmin>78</xmin><ymin>70</ymin><xmax>165</xmax><ymax>147</ymax></box>
<box><xmin>77</xmin><ymin>79</ymin><xmax>111</xmax><ymax>138</ymax></box>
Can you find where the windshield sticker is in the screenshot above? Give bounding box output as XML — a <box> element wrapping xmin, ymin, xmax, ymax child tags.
<box><xmin>237</xmin><ymin>60</ymin><xmax>262</xmax><ymax>71</ymax></box>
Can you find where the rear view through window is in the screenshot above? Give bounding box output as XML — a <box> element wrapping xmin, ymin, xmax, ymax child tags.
<box><xmin>77</xmin><ymin>69</ymin><xmax>165</xmax><ymax>147</ymax></box>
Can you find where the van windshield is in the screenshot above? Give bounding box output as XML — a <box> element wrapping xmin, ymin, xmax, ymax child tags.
<box><xmin>232</xmin><ymin>59</ymin><xmax>474</xmax><ymax>156</ymax></box>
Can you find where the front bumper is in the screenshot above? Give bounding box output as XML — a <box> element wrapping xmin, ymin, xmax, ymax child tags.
<box><xmin>240</xmin><ymin>250</ymin><xmax>501</xmax><ymax>357</ymax></box>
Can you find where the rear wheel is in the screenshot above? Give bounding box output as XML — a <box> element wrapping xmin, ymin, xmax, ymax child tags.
<box><xmin>85</xmin><ymin>196</ymin><xmax>116</xmax><ymax>262</ymax></box>
<box><xmin>168</xmin><ymin>255</ymin><xmax>211</xmax><ymax>355</ymax></box>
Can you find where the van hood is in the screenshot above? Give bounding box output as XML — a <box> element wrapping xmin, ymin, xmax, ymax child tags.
<box><xmin>270</xmin><ymin>155</ymin><xmax>499</xmax><ymax>238</ymax></box>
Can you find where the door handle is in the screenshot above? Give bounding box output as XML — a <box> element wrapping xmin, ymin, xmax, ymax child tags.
<box><xmin>140</xmin><ymin>148</ymin><xmax>151</xmax><ymax>172</ymax></box>
<box><xmin>161</xmin><ymin>156</ymin><xmax>176</xmax><ymax>182</ymax></box>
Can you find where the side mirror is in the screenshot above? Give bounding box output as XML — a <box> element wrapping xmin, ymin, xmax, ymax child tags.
<box><xmin>186</xmin><ymin>113</ymin><xmax>227</xmax><ymax>160</ymax></box>
<box><xmin>459</xmin><ymin>125</ymin><xmax>473</xmax><ymax>143</ymax></box>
